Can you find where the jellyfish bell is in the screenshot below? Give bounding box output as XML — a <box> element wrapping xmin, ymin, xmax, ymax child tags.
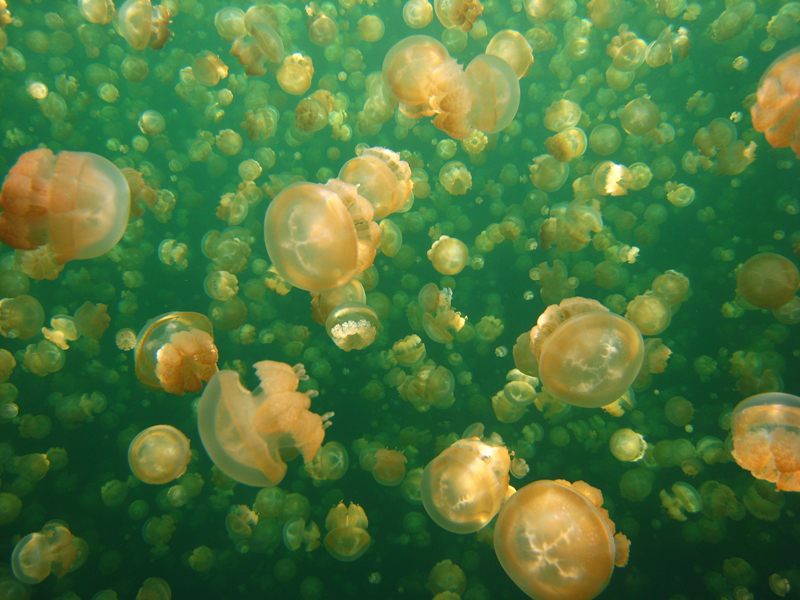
<box><xmin>494</xmin><ymin>479</ymin><xmax>630</xmax><ymax>600</ymax></box>
<box><xmin>530</xmin><ymin>297</ymin><xmax>645</xmax><ymax>408</ymax></box>
<box><xmin>751</xmin><ymin>46</ymin><xmax>800</xmax><ymax>156</ymax></box>
<box><xmin>326</xmin><ymin>301</ymin><xmax>379</xmax><ymax>351</ymax></box>
<box><xmin>382</xmin><ymin>35</ymin><xmax>451</xmax><ymax>114</ymax></box>
<box><xmin>421</xmin><ymin>436</ymin><xmax>511</xmax><ymax>534</ymax></box>
<box><xmin>731</xmin><ymin>392</ymin><xmax>800</xmax><ymax>492</ymax></box>
<box><xmin>485</xmin><ymin>30</ymin><xmax>534</xmax><ymax>79</ymax></box>
<box><xmin>0</xmin><ymin>149</ymin><xmax>130</xmax><ymax>264</ymax></box>
<box><xmin>736</xmin><ymin>253</ymin><xmax>800</xmax><ymax>310</ymax></box>
<box><xmin>128</xmin><ymin>425</ymin><xmax>192</xmax><ymax>485</ymax></box>
<box><xmin>338</xmin><ymin>147</ymin><xmax>413</xmax><ymax>220</ymax></box>
<box><xmin>197</xmin><ymin>361</ymin><xmax>332</xmax><ymax>487</ymax></box>
<box><xmin>134</xmin><ymin>312</ymin><xmax>219</xmax><ymax>395</ymax></box>
<box><xmin>464</xmin><ymin>53</ymin><xmax>521</xmax><ymax>134</ymax></box>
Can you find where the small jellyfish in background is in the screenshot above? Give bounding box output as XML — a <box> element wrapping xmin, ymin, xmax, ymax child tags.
<box><xmin>0</xmin><ymin>149</ymin><xmax>130</xmax><ymax>264</ymax></box>
<box><xmin>736</xmin><ymin>253</ymin><xmax>800</xmax><ymax>310</ymax></box>
<box><xmin>326</xmin><ymin>302</ymin><xmax>380</xmax><ymax>351</ymax></box>
<box><xmin>421</xmin><ymin>432</ymin><xmax>511</xmax><ymax>533</ymax></box>
<box><xmin>0</xmin><ymin>295</ymin><xmax>44</xmax><ymax>339</ymax></box>
<box><xmin>197</xmin><ymin>360</ymin><xmax>333</xmax><ymax>487</ymax></box>
<box><xmin>751</xmin><ymin>46</ymin><xmax>800</xmax><ymax>156</ymax></box>
<box><xmin>731</xmin><ymin>392</ymin><xmax>800</xmax><ymax>492</ymax></box>
<box><xmin>494</xmin><ymin>479</ymin><xmax>630</xmax><ymax>600</ymax></box>
<box><xmin>128</xmin><ymin>424</ymin><xmax>192</xmax><ymax>485</ymax></box>
<box><xmin>134</xmin><ymin>312</ymin><xmax>219</xmax><ymax>395</ymax></box>
<box><xmin>530</xmin><ymin>297</ymin><xmax>644</xmax><ymax>408</ymax></box>
<box><xmin>12</xmin><ymin>520</ymin><xmax>88</xmax><ymax>585</ymax></box>
<box><xmin>117</xmin><ymin>0</ymin><xmax>172</xmax><ymax>51</ymax></box>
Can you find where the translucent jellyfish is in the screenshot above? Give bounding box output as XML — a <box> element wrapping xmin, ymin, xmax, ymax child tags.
<box><xmin>428</xmin><ymin>235</ymin><xmax>469</xmax><ymax>275</ymax></box>
<box><xmin>486</xmin><ymin>30</ymin><xmax>534</xmax><ymax>79</ymax></box>
<box><xmin>0</xmin><ymin>149</ymin><xmax>130</xmax><ymax>263</ymax></box>
<box><xmin>264</xmin><ymin>180</ymin><xmax>381</xmax><ymax>292</ymax></box>
<box><xmin>12</xmin><ymin>521</ymin><xmax>87</xmax><ymax>585</ymax></box>
<box><xmin>277</xmin><ymin>53</ymin><xmax>314</xmax><ymax>96</ymax></box>
<box><xmin>128</xmin><ymin>425</ymin><xmax>192</xmax><ymax>485</ymax></box>
<box><xmin>404</xmin><ymin>0</ymin><xmax>434</xmax><ymax>28</ymax></box>
<box><xmin>736</xmin><ymin>253</ymin><xmax>799</xmax><ymax>310</ymax></box>
<box><xmin>731</xmin><ymin>392</ymin><xmax>800</xmax><ymax>491</ymax></box>
<box><xmin>79</xmin><ymin>0</ymin><xmax>116</xmax><ymax>24</ymax></box>
<box><xmin>338</xmin><ymin>147</ymin><xmax>413</xmax><ymax>220</ymax></box>
<box><xmin>372</xmin><ymin>449</ymin><xmax>407</xmax><ymax>486</ymax></box>
<box><xmin>324</xmin><ymin>502</ymin><xmax>370</xmax><ymax>561</ymax></box>
<box><xmin>0</xmin><ymin>295</ymin><xmax>44</xmax><ymax>339</ymax></box>
<box><xmin>305</xmin><ymin>441</ymin><xmax>349</xmax><ymax>481</ymax></box>
<box><xmin>530</xmin><ymin>297</ymin><xmax>645</xmax><ymax>408</ymax></box>
<box><xmin>230</xmin><ymin>22</ymin><xmax>284</xmax><ymax>77</ymax></box>
<box><xmin>382</xmin><ymin>36</ymin><xmax>451</xmax><ymax>115</ymax></box>
<box><xmin>197</xmin><ymin>361</ymin><xmax>333</xmax><ymax>487</ymax></box>
<box><xmin>421</xmin><ymin>436</ymin><xmax>511</xmax><ymax>533</ymax></box>
<box><xmin>117</xmin><ymin>0</ymin><xmax>171</xmax><ymax>51</ymax></box>
<box><xmin>625</xmin><ymin>292</ymin><xmax>672</xmax><ymax>336</ymax></box>
<box><xmin>619</xmin><ymin>97</ymin><xmax>660</xmax><ymax>136</ymax></box>
<box><xmin>751</xmin><ymin>47</ymin><xmax>800</xmax><ymax>156</ymax></box>
<box><xmin>434</xmin><ymin>0</ymin><xmax>484</xmax><ymax>31</ymax></box>
<box><xmin>494</xmin><ymin>480</ymin><xmax>630</xmax><ymax>600</ymax></box>
<box><xmin>609</xmin><ymin>428</ymin><xmax>647</xmax><ymax>462</ymax></box>
<box><xmin>134</xmin><ymin>312</ymin><xmax>219</xmax><ymax>395</ymax></box>
<box><xmin>326</xmin><ymin>301</ymin><xmax>379</xmax><ymax>351</ymax></box>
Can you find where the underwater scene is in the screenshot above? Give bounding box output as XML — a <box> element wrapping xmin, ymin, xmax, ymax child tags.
<box><xmin>0</xmin><ymin>0</ymin><xmax>799</xmax><ymax>599</ymax></box>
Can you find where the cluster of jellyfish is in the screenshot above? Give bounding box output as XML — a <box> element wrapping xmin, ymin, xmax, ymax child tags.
<box><xmin>0</xmin><ymin>0</ymin><xmax>800</xmax><ymax>598</ymax></box>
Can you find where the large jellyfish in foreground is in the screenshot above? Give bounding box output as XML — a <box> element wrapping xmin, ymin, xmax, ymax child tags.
<box><xmin>751</xmin><ymin>46</ymin><xmax>800</xmax><ymax>156</ymax></box>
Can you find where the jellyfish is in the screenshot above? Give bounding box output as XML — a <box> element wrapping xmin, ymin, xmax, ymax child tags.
<box><xmin>304</xmin><ymin>441</ymin><xmax>349</xmax><ymax>481</ymax></box>
<box><xmin>264</xmin><ymin>180</ymin><xmax>381</xmax><ymax>293</ymax></box>
<box><xmin>494</xmin><ymin>480</ymin><xmax>630</xmax><ymax>600</ymax></box>
<box><xmin>736</xmin><ymin>253</ymin><xmax>800</xmax><ymax>310</ymax></box>
<box><xmin>117</xmin><ymin>0</ymin><xmax>171</xmax><ymax>51</ymax></box>
<box><xmin>134</xmin><ymin>312</ymin><xmax>219</xmax><ymax>395</ymax></box>
<box><xmin>463</xmin><ymin>54</ymin><xmax>521</xmax><ymax>135</ymax></box>
<box><xmin>0</xmin><ymin>295</ymin><xmax>44</xmax><ymax>339</ymax></box>
<box><xmin>197</xmin><ymin>360</ymin><xmax>333</xmax><ymax>487</ymax></box>
<box><xmin>421</xmin><ymin>435</ymin><xmax>511</xmax><ymax>533</ymax></box>
<box><xmin>230</xmin><ymin>21</ymin><xmax>284</xmax><ymax>77</ymax></box>
<box><xmin>324</xmin><ymin>502</ymin><xmax>370</xmax><ymax>561</ymax></box>
<box><xmin>0</xmin><ymin>149</ymin><xmax>130</xmax><ymax>264</ymax></box>
<box><xmin>338</xmin><ymin>147</ymin><xmax>413</xmax><ymax>220</ymax></box>
<box><xmin>12</xmin><ymin>521</ymin><xmax>87</xmax><ymax>585</ymax></box>
<box><xmin>530</xmin><ymin>297</ymin><xmax>645</xmax><ymax>408</ymax></box>
<box><xmin>428</xmin><ymin>236</ymin><xmax>469</xmax><ymax>275</ymax></box>
<box><xmin>326</xmin><ymin>301</ymin><xmax>379</xmax><ymax>351</ymax></box>
<box><xmin>128</xmin><ymin>425</ymin><xmax>192</xmax><ymax>485</ymax></box>
<box><xmin>382</xmin><ymin>36</ymin><xmax>451</xmax><ymax>116</ymax></box>
<box><xmin>751</xmin><ymin>46</ymin><xmax>800</xmax><ymax>156</ymax></box>
<box><xmin>486</xmin><ymin>30</ymin><xmax>534</xmax><ymax>79</ymax></box>
<box><xmin>730</xmin><ymin>392</ymin><xmax>800</xmax><ymax>492</ymax></box>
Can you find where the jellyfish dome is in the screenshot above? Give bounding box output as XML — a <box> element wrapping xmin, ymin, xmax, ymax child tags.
<box><xmin>731</xmin><ymin>392</ymin><xmax>800</xmax><ymax>492</ymax></box>
<box><xmin>736</xmin><ymin>253</ymin><xmax>799</xmax><ymax>310</ymax></box>
<box><xmin>494</xmin><ymin>480</ymin><xmax>630</xmax><ymax>600</ymax></box>
<box><xmin>197</xmin><ymin>360</ymin><xmax>332</xmax><ymax>487</ymax></box>
<box><xmin>530</xmin><ymin>297</ymin><xmax>644</xmax><ymax>408</ymax></box>
<box><xmin>751</xmin><ymin>46</ymin><xmax>800</xmax><ymax>156</ymax></box>
<box><xmin>0</xmin><ymin>149</ymin><xmax>130</xmax><ymax>263</ymax></box>
<box><xmin>420</xmin><ymin>436</ymin><xmax>511</xmax><ymax>533</ymax></box>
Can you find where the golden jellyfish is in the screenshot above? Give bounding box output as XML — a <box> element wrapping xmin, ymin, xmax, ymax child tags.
<box><xmin>404</xmin><ymin>0</ymin><xmax>434</xmax><ymax>29</ymax></box>
<box><xmin>372</xmin><ymin>448</ymin><xmax>407</xmax><ymax>486</ymax></box>
<box><xmin>230</xmin><ymin>22</ymin><xmax>285</xmax><ymax>77</ymax></box>
<box><xmin>382</xmin><ymin>36</ymin><xmax>451</xmax><ymax>114</ymax></box>
<box><xmin>134</xmin><ymin>312</ymin><xmax>219</xmax><ymax>395</ymax></box>
<box><xmin>338</xmin><ymin>147</ymin><xmax>413</xmax><ymax>219</ymax></box>
<box><xmin>358</xmin><ymin>16</ymin><xmax>385</xmax><ymax>43</ymax></box>
<box><xmin>305</xmin><ymin>441</ymin><xmax>349</xmax><ymax>481</ymax></box>
<box><xmin>620</xmin><ymin>97</ymin><xmax>660</xmax><ymax>136</ymax></box>
<box><xmin>0</xmin><ymin>295</ymin><xmax>44</xmax><ymax>339</ymax></box>
<box><xmin>736</xmin><ymin>253</ymin><xmax>800</xmax><ymax>310</ymax></box>
<box><xmin>439</xmin><ymin>161</ymin><xmax>472</xmax><ymax>195</ymax></box>
<box><xmin>311</xmin><ymin>280</ymin><xmax>367</xmax><ymax>325</ymax></box>
<box><xmin>731</xmin><ymin>392</ymin><xmax>800</xmax><ymax>492</ymax></box>
<box><xmin>464</xmin><ymin>54</ymin><xmax>521</xmax><ymax>134</ymax></box>
<box><xmin>277</xmin><ymin>53</ymin><xmax>314</xmax><ymax>96</ymax></box>
<box><xmin>420</xmin><ymin>436</ymin><xmax>511</xmax><ymax>533</ymax></box>
<box><xmin>197</xmin><ymin>361</ymin><xmax>333</xmax><ymax>487</ymax></box>
<box><xmin>214</xmin><ymin>7</ymin><xmax>245</xmax><ymax>42</ymax></box>
<box><xmin>544</xmin><ymin>99</ymin><xmax>582</xmax><ymax>132</ymax></box>
<box><xmin>0</xmin><ymin>149</ymin><xmax>130</xmax><ymax>264</ymax></box>
<box><xmin>79</xmin><ymin>0</ymin><xmax>116</xmax><ymax>24</ymax></box>
<box><xmin>12</xmin><ymin>521</ymin><xmax>87</xmax><ymax>585</ymax></box>
<box><xmin>326</xmin><ymin>301</ymin><xmax>379</xmax><ymax>351</ymax></box>
<box><xmin>609</xmin><ymin>428</ymin><xmax>647</xmax><ymax>461</ymax></box>
<box><xmin>264</xmin><ymin>180</ymin><xmax>381</xmax><ymax>292</ymax></box>
<box><xmin>494</xmin><ymin>480</ymin><xmax>630</xmax><ymax>600</ymax></box>
<box><xmin>486</xmin><ymin>30</ymin><xmax>533</xmax><ymax>80</ymax></box>
<box><xmin>117</xmin><ymin>0</ymin><xmax>171</xmax><ymax>51</ymax></box>
<box><xmin>530</xmin><ymin>155</ymin><xmax>570</xmax><ymax>191</ymax></box>
<box><xmin>192</xmin><ymin>52</ymin><xmax>229</xmax><ymax>87</ymax></box>
<box><xmin>307</xmin><ymin>10</ymin><xmax>338</xmax><ymax>47</ymax></box>
<box><xmin>546</xmin><ymin>127</ymin><xmax>588</xmax><ymax>162</ymax></box>
<box><xmin>751</xmin><ymin>47</ymin><xmax>800</xmax><ymax>155</ymax></box>
<box><xmin>625</xmin><ymin>292</ymin><xmax>672</xmax><ymax>336</ymax></box>
<box><xmin>428</xmin><ymin>236</ymin><xmax>469</xmax><ymax>275</ymax></box>
<box><xmin>379</xmin><ymin>219</ymin><xmax>403</xmax><ymax>257</ymax></box>
<box><xmin>128</xmin><ymin>425</ymin><xmax>191</xmax><ymax>485</ymax></box>
<box><xmin>434</xmin><ymin>0</ymin><xmax>483</xmax><ymax>31</ymax></box>
<box><xmin>665</xmin><ymin>396</ymin><xmax>695</xmax><ymax>427</ymax></box>
<box><xmin>324</xmin><ymin>502</ymin><xmax>370</xmax><ymax>561</ymax></box>
<box><xmin>530</xmin><ymin>297</ymin><xmax>644</xmax><ymax>408</ymax></box>
<box><xmin>589</xmin><ymin>124</ymin><xmax>622</xmax><ymax>155</ymax></box>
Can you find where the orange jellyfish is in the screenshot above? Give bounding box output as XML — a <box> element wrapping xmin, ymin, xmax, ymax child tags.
<box><xmin>197</xmin><ymin>360</ymin><xmax>333</xmax><ymax>487</ymax></box>
<box><xmin>12</xmin><ymin>521</ymin><xmax>87</xmax><ymax>585</ymax></box>
<box><xmin>338</xmin><ymin>147</ymin><xmax>413</xmax><ymax>220</ymax></box>
<box><xmin>731</xmin><ymin>392</ymin><xmax>800</xmax><ymax>492</ymax></box>
<box><xmin>530</xmin><ymin>297</ymin><xmax>644</xmax><ymax>408</ymax></box>
<box><xmin>736</xmin><ymin>253</ymin><xmax>800</xmax><ymax>310</ymax></box>
<box><xmin>751</xmin><ymin>46</ymin><xmax>800</xmax><ymax>156</ymax></box>
<box><xmin>494</xmin><ymin>479</ymin><xmax>630</xmax><ymax>600</ymax></box>
<box><xmin>0</xmin><ymin>149</ymin><xmax>130</xmax><ymax>264</ymax></box>
<box><xmin>134</xmin><ymin>312</ymin><xmax>219</xmax><ymax>395</ymax></box>
<box><xmin>128</xmin><ymin>424</ymin><xmax>192</xmax><ymax>485</ymax></box>
<box><xmin>264</xmin><ymin>180</ymin><xmax>381</xmax><ymax>292</ymax></box>
<box><xmin>464</xmin><ymin>54</ymin><xmax>521</xmax><ymax>135</ymax></box>
<box><xmin>421</xmin><ymin>436</ymin><xmax>511</xmax><ymax>533</ymax></box>
<box><xmin>382</xmin><ymin>35</ymin><xmax>451</xmax><ymax>116</ymax></box>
